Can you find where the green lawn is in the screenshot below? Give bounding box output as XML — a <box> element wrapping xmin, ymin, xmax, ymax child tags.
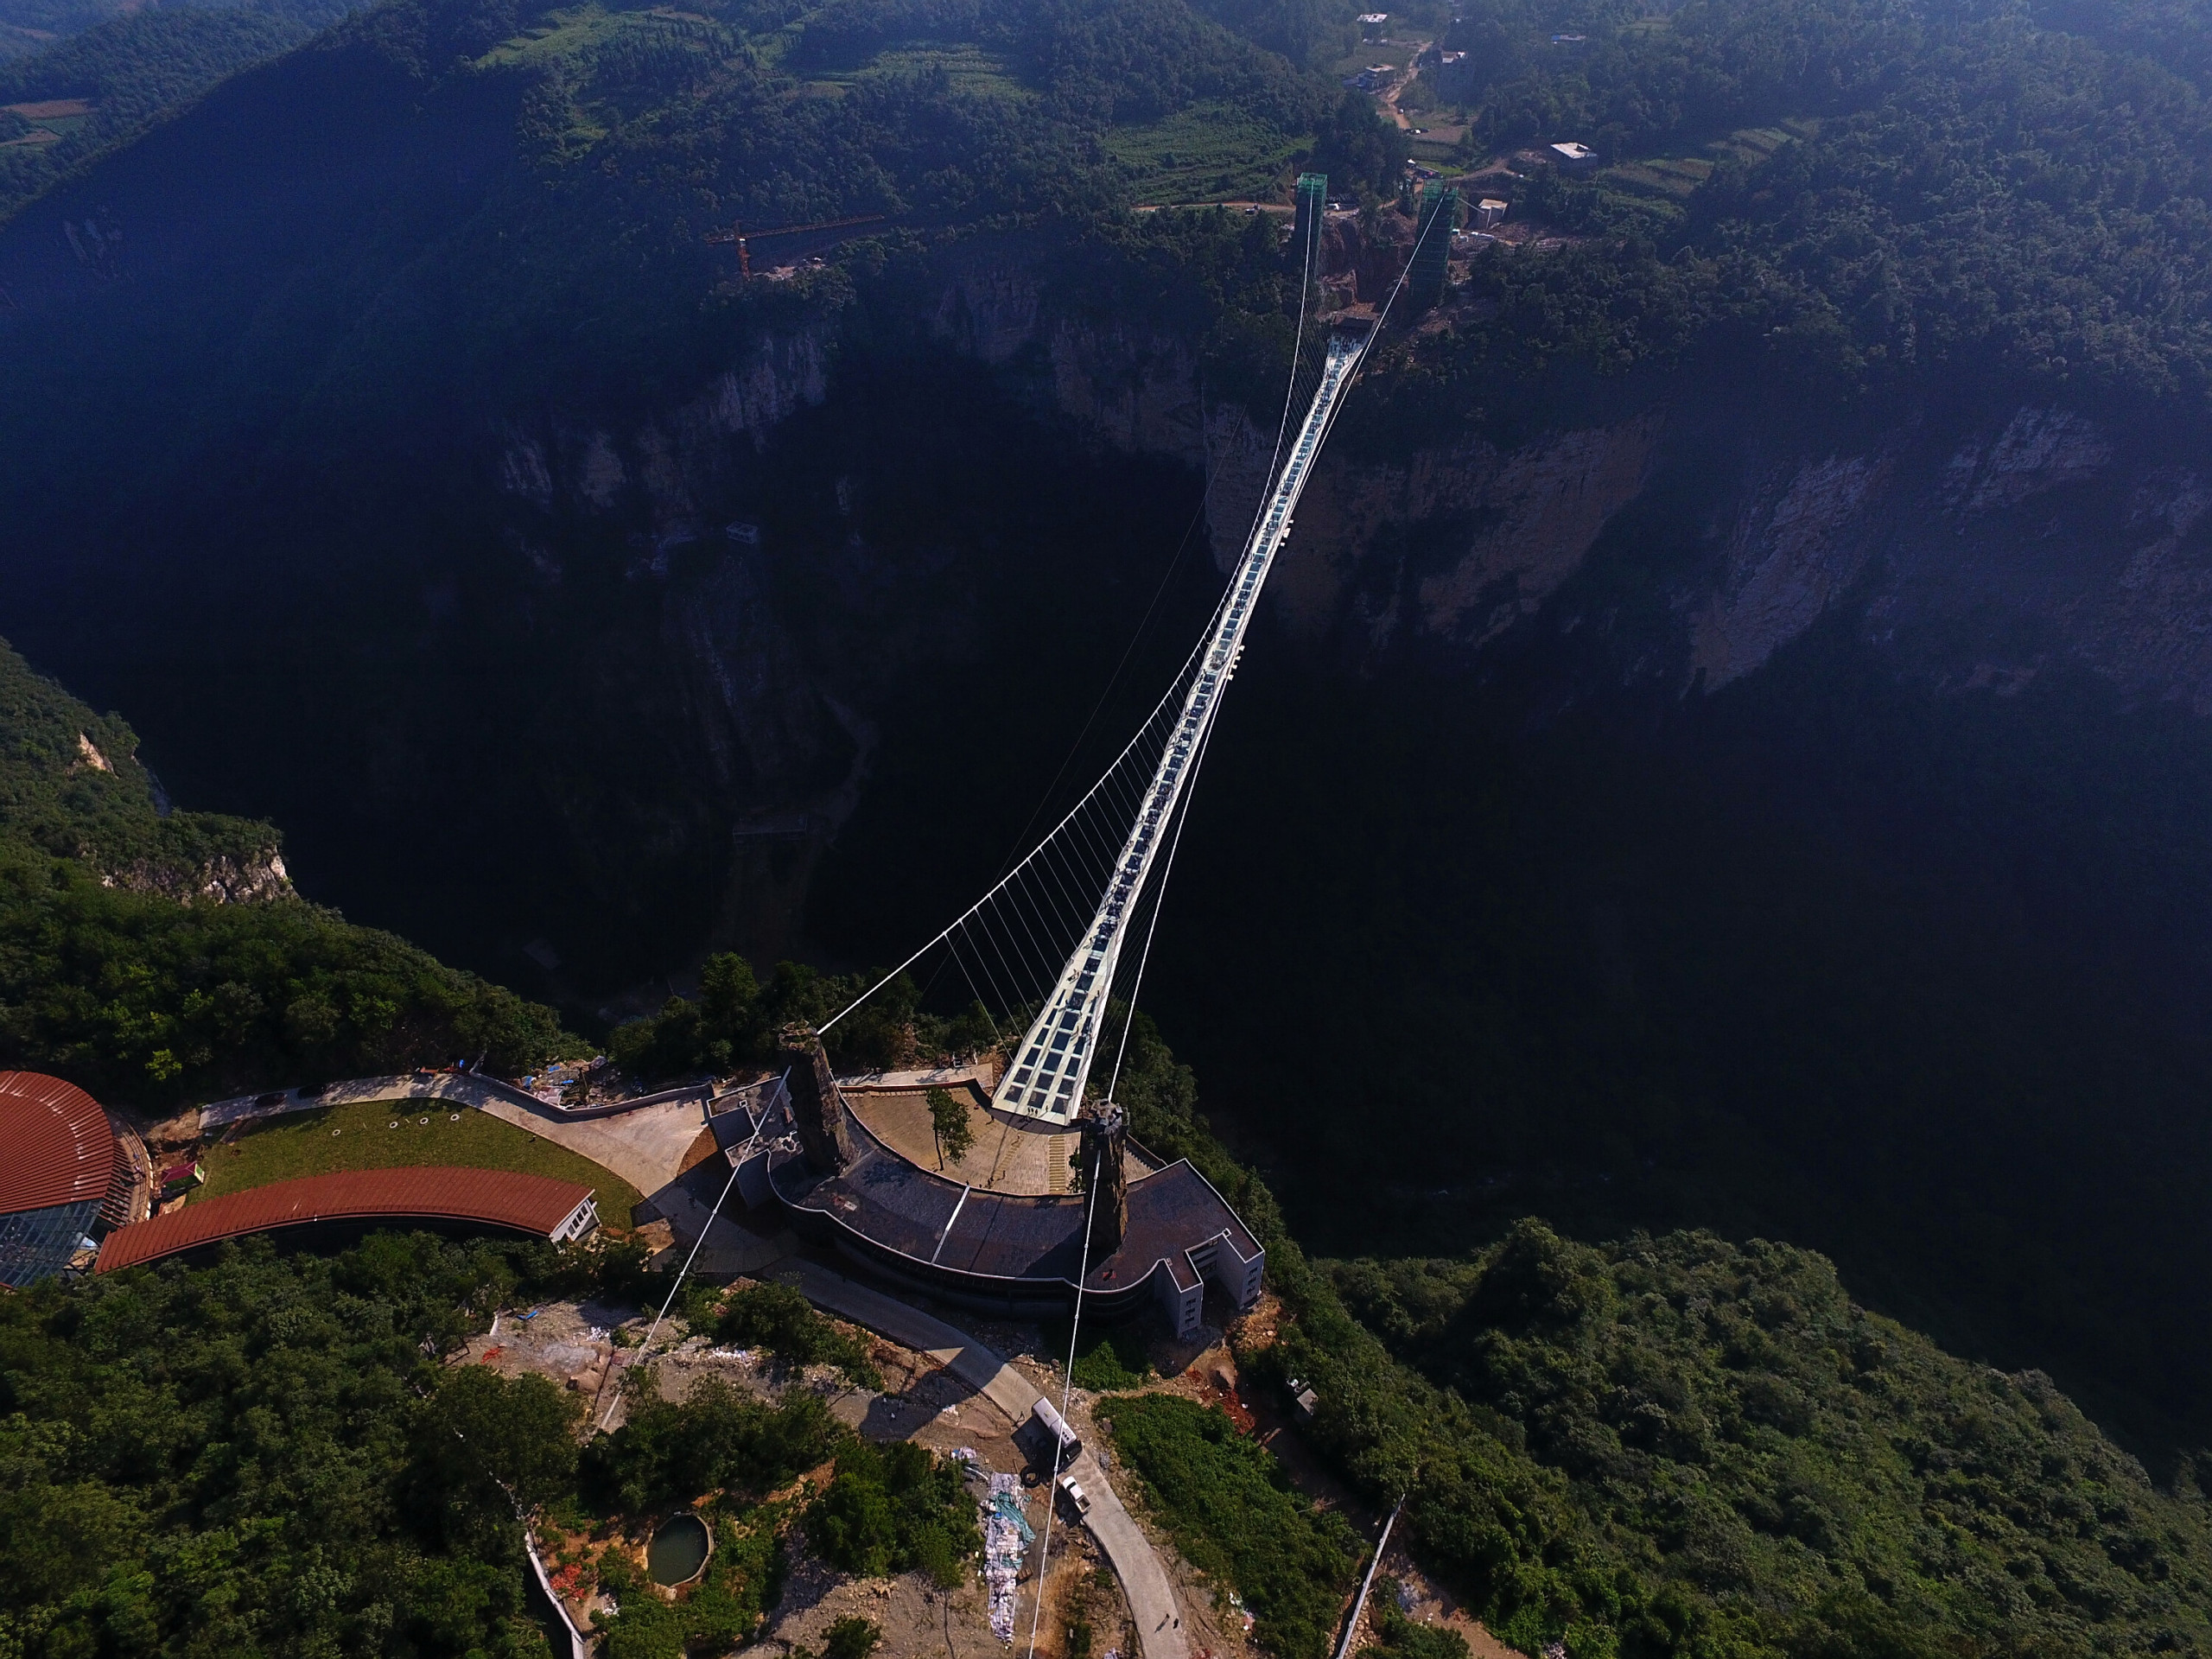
<box><xmin>194</xmin><ymin>1098</ymin><xmax>643</xmax><ymax>1218</ymax></box>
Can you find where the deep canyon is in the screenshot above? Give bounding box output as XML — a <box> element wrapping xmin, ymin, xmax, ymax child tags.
<box><xmin>10</xmin><ymin>136</ymin><xmax>2212</xmax><ymax>1470</ymax></box>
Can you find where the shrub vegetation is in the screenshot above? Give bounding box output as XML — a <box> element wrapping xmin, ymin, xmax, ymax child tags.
<box><xmin>580</xmin><ymin>1377</ymin><xmax>842</xmax><ymax>1515</ymax></box>
<box><xmin>1096</xmin><ymin>1391</ymin><xmax>1364</xmax><ymax>1659</ymax></box>
<box><xmin>700</xmin><ymin>1281</ymin><xmax>884</xmax><ymax>1388</ymax></box>
<box><xmin>804</xmin><ymin>1438</ymin><xmax>980</xmax><ymax>1587</ymax></box>
<box><xmin>1103</xmin><ymin>1003</ymin><xmax>2212</xmax><ymax>1659</ymax></box>
<box><xmin>1359</xmin><ymin>1578</ymin><xmax>1470</xmax><ymax>1659</ymax></box>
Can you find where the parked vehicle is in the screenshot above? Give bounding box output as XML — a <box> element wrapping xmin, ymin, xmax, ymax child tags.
<box><xmin>1027</xmin><ymin>1397</ymin><xmax>1082</xmax><ymax>1464</ymax></box>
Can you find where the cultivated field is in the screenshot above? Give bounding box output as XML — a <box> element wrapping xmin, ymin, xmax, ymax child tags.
<box><xmin>1107</xmin><ymin>99</ymin><xmax>1303</xmax><ymax>203</ymax></box>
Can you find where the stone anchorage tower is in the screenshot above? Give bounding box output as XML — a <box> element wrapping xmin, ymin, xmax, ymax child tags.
<box><xmin>779</xmin><ymin>1024</ymin><xmax>856</xmax><ymax>1174</ymax></box>
<box><xmin>1077</xmin><ymin>1101</ymin><xmax>1128</xmax><ymax>1255</ymax></box>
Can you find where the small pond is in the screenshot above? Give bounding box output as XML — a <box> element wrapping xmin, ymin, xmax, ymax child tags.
<box><xmin>646</xmin><ymin>1514</ymin><xmax>711</xmax><ymax>1586</ymax></box>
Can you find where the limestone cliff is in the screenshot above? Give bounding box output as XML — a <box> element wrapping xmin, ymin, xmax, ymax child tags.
<box><xmin>466</xmin><ymin>244</ymin><xmax>2212</xmax><ymax>972</ymax></box>
<box><xmin>105</xmin><ymin>846</ymin><xmax>295</xmax><ymax>905</ymax></box>
<box><xmin>922</xmin><ymin>244</ymin><xmax>2212</xmax><ymax>715</ymax></box>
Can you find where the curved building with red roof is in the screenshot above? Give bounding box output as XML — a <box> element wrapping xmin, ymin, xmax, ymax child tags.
<box><xmin>96</xmin><ymin>1166</ymin><xmax>600</xmax><ymax>1273</ymax></box>
<box><xmin>0</xmin><ymin>1071</ymin><xmax>120</xmax><ymax>1287</ymax></box>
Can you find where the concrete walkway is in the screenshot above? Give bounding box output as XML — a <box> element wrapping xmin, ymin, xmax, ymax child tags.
<box><xmin>475</xmin><ymin>1093</ymin><xmax>708</xmax><ymax>1206</ymax></box>
<box><xmin>1065</xmin><ymin>1447</ymin><xmax>1187</xmax><ymax>1659</ymax></box>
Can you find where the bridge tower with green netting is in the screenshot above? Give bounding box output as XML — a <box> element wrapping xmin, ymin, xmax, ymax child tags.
<box><xmin>1409</xmin><ymin>181</ymin><xmax>1461</xmax><ymax>308</ymax></box>
<box><xmin>1294</xmin><ymin>173</ymin><xmax>1327</xmax><ymax>270</ymax></box>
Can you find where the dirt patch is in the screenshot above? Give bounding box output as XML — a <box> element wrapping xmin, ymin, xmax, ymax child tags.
<box><xmin>1026</xmin><ymin>1531</ymin><xmax>1133</xmax><ymax>1659</ymax></box>
<box><xmin>462</xmin><ymin>1299</ymin><xmax>638</xmax><ymax>1419</ymax></box>
<box><xmin>1346</xmin><ymin>1548</ymin><xmax>1521</xmax><ymax>1659</ymax></box>
<box><xmin>746</xmin><ymin>1552</ymin><xmax>1003</xmax><ymax>1659</ymax></box>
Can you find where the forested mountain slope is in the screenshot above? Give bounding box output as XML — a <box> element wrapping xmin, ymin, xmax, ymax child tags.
<box><xmin>6</xmin><ymin>0</ymin><xmax>2212</xmax><ymax>1501</ymax></box>
<box><xmin>0</xmin><ymin>639</ymin><xmax>575</xmax><ymax>1103</ymax></box>
<box><xmin>0</xmin><ymin>0</ymin><xmax>356</xmax><ymax>217</ymax></box>
<box><xmin>1294</xmin><ymin>1222</ymin><xmax>2212</xmax><ymax>1659</ymax></box>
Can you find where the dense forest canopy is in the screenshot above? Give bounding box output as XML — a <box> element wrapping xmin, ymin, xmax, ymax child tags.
<box><xmin>0</xmin><ymin>640</ymin><xmax>578</xmax><ymax>1106</ymax></box>
<box><xmin>0</xmin><ymin>0</ymin><xmax>354</xmax><ymax>216</ymax></box>
<box><xmin>1330</xmin><ymin>0</ymin><xmax>2212</xmax><ymax>445</ymax></box>
<box><xmin>1292</xmin><ymin>1221</ymin><xmax>2212</xmax><ymax>1658</ymax></box>
<box><xmin>0</xmin><ymin>1231</ymin><xmax>972</xmax><ymax>1659</ymax></box>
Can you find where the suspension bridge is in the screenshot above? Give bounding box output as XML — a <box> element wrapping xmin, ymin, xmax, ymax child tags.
<box><xmin>815</xmin><ymin>177</ymin><xmax>1452</xmax><ymax>1120</ymax></box>
<box><xmin>991</xmin><ymin>327</ymin><xmax>1365</xmax><ymax>1122</ymax></box>
<box><xmin>609</xmin><ymin>175</ymin><xmax>1455</xmax><ymax>1659</ymax></box>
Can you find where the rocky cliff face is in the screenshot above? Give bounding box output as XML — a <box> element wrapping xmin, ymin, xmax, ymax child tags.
<box><xmin>1677</xmin><ymin>407</ymin><xmax>2212</xmax><ymax>710</ymax></box>
<box><xmin>468</xmin><ymin>241</ymin><xmax>2212</xmax><ymax>977</ymax></box>
<box><xmin>105</xmin><ymin>848</ymin><xmax>295</xmax><ymax>905</ymax></box>
<box><xmin>925</xmin><ymin>243</ymin><xmax>2212</xmax><ymax>717</ymax></box>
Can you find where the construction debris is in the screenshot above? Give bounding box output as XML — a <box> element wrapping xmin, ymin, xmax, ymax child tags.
<box><xmin>982</xmin><ymin>1471</ymin><xmax>1033</xmax><ymax>1643</ymax></box>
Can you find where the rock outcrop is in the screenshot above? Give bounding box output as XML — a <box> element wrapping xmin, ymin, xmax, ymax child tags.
<box><xmin>105</xmin><ymin>848</ymin><xmax>295</xmax><ymax>905</ymax></box>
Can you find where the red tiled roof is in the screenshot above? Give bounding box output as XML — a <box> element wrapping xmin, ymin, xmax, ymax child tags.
<box><xmin>0</xmin><ymin>1071</ymin><xmax>117</xmax><ymax>1217</ymax></box>
<box><xmin>96</xmin><ymin>1166</ymin><xmax>594</xmax><ymax>1273</ymax></box>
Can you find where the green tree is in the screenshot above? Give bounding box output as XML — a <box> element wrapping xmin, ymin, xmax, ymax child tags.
<box><xmin>927</xmin><ymin>1085</ymin><xmax>976</xmax><ymax>1166</ymax></box>
<box><xmin>699</xmin><ymin>951</ymin><xmax>762</xmax><ymax>1067</ymax></box>
<box><xmin>808</xmin><ymin>1469</ymin><xmax>900</xmax><ymax>1579</ymax></box>
<box><xmin>1308</xmin><ymin>89</ymin><xmax>1409</xmax><ymax>201</ymax></box>
<box><xmin>713</xmin><ymin>1283</ymin><xmax>881</xmax><ymax>1386</ymax></box>
<box><xmin>580</xmin><ymin>1379</ymin><xmax>840</xmax><ymax>1514</ymax></box>
<box><xmin>424</xmin><ymin>1366</ymin><xmax>585</xmax><ymax>1520</ymax></box>
<box><xmin>0</xmin><ymin>641</ymin><xmax>581</xmax><ymax>1103</ymax></box>
<box><xmin>804</xmin><ymin>1441</ymin><xmax>979</xmax><ymax>1587</ymax></box>
<box><xmin>1359</xmin><ymin>1579</ymin><xmax>1469</xmax><ymax>1659</ymax></box>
